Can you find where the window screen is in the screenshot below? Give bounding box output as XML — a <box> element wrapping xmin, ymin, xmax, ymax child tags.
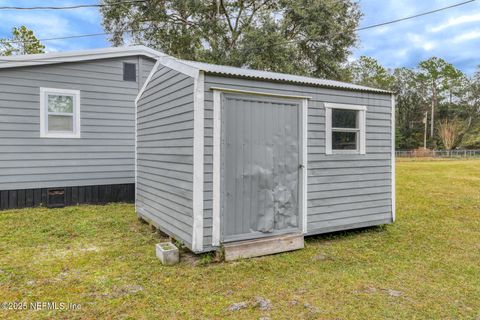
<box><xmin>331</xmin><ymin>109</ymin><xmax>359</xmax><ymax>151</ymax></box>
<box><xmin>47</xmin><ymin>95</ymin><xmax>74</xmax><ymax>132</ymax></box>
<box><xmin>332</xmin><ymin>131</ymin><xmax>357</xmax><ymax>150</ymax></box>
<box><xmin>332</xmin><ymin>109</ymin><xmax>358</xmax><ymax>128</ymax></box>
<box><xmin>123</xmin><ymin>62</ymin><xmax>137</xmax><ymax>81</ymax></box>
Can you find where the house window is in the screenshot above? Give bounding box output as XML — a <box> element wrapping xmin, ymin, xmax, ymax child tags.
<box><xmin>325</xmin><ymin>103</ymin><xmax>366</xmax><ymax>155</ymax></box>
<box><xmin>123</xmin><ymin>62</ymin><xmax>137</xmax><ymax>81</ymax></box>
<box><xmin>40</xmin><ymin>88</ymin><xmax>80</xmax><ymax>138</ymax></box>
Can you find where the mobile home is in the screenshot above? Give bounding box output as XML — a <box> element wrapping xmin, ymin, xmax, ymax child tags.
<box><xmin>0</xmin><ymin>47</ymin><xmax>157</xmax><ymax>208</ymax></box>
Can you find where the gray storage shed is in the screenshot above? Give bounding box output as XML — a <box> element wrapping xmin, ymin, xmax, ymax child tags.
<box><xmin>136</xmin><ymin>54</ymin><xmax>395</xmax><ymax>253</ymax></box>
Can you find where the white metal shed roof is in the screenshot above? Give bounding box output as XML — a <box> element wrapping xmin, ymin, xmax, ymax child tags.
<box><xmin>0</xmin><ymin>45</ymin><xmax>390</xmax><ymax>94</ymax></box>
<box><xmin>176</xmin><ymin>59</ymin><xmax>391</xmax><ymax>94</ymax></box>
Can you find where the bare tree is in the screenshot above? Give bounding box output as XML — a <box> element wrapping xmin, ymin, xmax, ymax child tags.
<box><xmin>437</xmin><ymin>118</ymin><xmax>464</xmax><ymax>150</ymax></box>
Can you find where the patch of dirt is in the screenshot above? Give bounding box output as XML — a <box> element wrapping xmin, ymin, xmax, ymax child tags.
<box><xmin>181</xmin><ymin>252</ymin><xmax>202</xmax><ymax>266</ymax></box>
<box><xmin>312</xmin><ymin>253</ymin><xmax>328</xmax><ymax>261</ymax></box>
<box><xmin>353</xmin><ymin>286</ymin><xmax>377</xmax><ymax>294</ymax></box>
<box><xmin>226</xmin><ymin>296</ymin><xmax>273</xmax><ymax>312</ymax></box>
<box><xmin>227</xmin><ymin>301</ymin><xmax>248</xmax><ymax>311</ymax></box>
<box><xmin>289</xmin><ymin>299</ymin><xmax>299</xmax><ymax>306</ymax></box>
<box><xmin>26</xmin><ymin>280</ymin><xmax>36</xmax><ymax>287</ymax></box>
<box><xmin>295</xmin><ymin>288</ymin><xmax>307</xmax><ymax>294</ymax></box>
<box><xmin>254</xmin><ymin>296</ymin><xmax>271</xmax><ymax>311</ymax></box>
<box><xmin>303</xmin><ymin>302</ymin><xmax>319</xmax><ymax>314</ymax></box>
<box><xmin>312</xmin><ymin>253</ymin><xmax>335</xmax><ymax>261</ymax></box>
<box><xmin>37</xmin><ymin>245</ymin><xmax>102</xmax><ymax>261</ymax></box>
<box><xmin>353</xmin><ymin>286</ymin><xmax>403</xmax><ymax>297</ymax></box>
<box><xmin>109</xmin><ymin>285</ymin><xmax>144</xmax><ymax>298</ymax></box>
<box><xmin>386</xmin><ymin>289</ymin><xmax>403</xmax><ymax>297</ymax></box>
<box><xmin>55</xmin><ymin>269</ymin><xmax>82</xmax><ymax>282</ymax></box>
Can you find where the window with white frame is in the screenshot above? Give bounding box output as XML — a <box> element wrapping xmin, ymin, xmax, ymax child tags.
<box><xmin>40</xmin><ymin>88</ymin><xmax>81</xmax><ymax>138</ymax></box>
<box><xmin>325</xmin><ymin>103</ymin><xmax>366</xmax><ymax>155</ymax></box>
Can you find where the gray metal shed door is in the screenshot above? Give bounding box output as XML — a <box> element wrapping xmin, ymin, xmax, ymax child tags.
<box><xmin>222</xmin><ymin>94</ymin><xmax>300</xmax><ymax>242</ymax></box>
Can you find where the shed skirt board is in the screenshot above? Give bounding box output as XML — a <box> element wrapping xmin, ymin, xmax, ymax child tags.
<box><xmin>221</xmin><ymin>94</ymin><xmax>301</xmax><ymax>242</ymax></box>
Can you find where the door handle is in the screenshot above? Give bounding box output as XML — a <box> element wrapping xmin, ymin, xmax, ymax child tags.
<box><xmin>298</xmin><ymin>164</ymin><xmax>304</xmax><ymax>169</ymax></box>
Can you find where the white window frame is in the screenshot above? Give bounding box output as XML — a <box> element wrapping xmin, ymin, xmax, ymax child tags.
<box><xmin>40</xmin><ymin>87</ymin><xmax>81</xmax><ymax>138</ymax></box>
<box><xmin>325</xmin><ymin>103</ymin><xmax>366</xmax><ymax>155</ymax></box>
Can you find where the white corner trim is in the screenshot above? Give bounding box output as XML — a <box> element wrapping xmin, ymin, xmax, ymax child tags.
<box><xmin>301</xmin><ymin>99</ymin><xmax>309</xmax><ymax>234</ymax></box>
<box><xmin>157</xmin><ymin>56</ymin><xmax>199</xmax><ymax>78</ymax></box>
<box><xmin>134</xmin><ymin>61</ymin><xmax>161</xmax><ymax>213</ymax></box>
<box><xmin>391</xmin><ymin>94</ymin><xmax>396</xmax><ymax>222</ymax></box>
<box><xmin>135</xmin><ymin>60</ymin><xmax>161</xmax><ymax>105</ymax></box>
<box><xmin>191</xmin><ymin>71</ymin><xmax>205</xmax><ymax>252</ymax></box>
<box><xmin>212</xmin><ymin>90</ymin><xmax>222</xmax><ymax>246</ymax></box>
<box><xmin>136</xmin><ymin>58</ymin><xmax>197</xmax><ymax>103</ymax></box>
<box><xmin>324</xmin><ymin>103</ymin><xmax>366</xmax><ymax>155</ymax></box>
<box><xmin>39</xmin><ymin>87</ymin><xmax>81</xmax><ymax>139</ymax></box>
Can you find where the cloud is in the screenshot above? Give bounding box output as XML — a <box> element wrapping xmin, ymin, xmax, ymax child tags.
<box><xmin>354</xmin><ymin>0</ymin><xmax>480</xmax><ymax>74</ymax></box>
<box><xmin>430</xmin><ymin>13</ymin><xmax>480</xmax><ymax>32</ymax></box>
<box><xmin>406</xmin><ymin>33</ymin><xmax>437</xmax><ymax>51</ymax></box>
<box><xmin>0</xmin><ymin>0</ymin><xmax>108</xmax><ymax>52</ymax></box>
<box><xmin>452</xmin><ymin>29</ymin><xmax>480</xmax><ymax>43</ymax></box>
<box><xmin>0</xmin><ymin>12</ymin><xmax>72</xmax><ymax>38</ymax></box>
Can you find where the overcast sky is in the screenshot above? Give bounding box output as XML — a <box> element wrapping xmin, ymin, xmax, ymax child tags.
<box><xmin>1</xmin><ymin>0</ymin><xmax>480</xmax><ymax>74</ymax></box>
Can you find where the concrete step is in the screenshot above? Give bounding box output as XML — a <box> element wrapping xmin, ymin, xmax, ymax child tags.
<box><xmin>223</xmin><ymin>233</ymin><xmax>304</xmax><ymax>261</ymax></box>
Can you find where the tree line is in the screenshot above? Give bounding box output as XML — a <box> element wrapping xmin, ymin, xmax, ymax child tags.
<box><xmin>1</xmin><ymin>0</ymin><xmax>478</xmax><ymax>150</ymax></box>
<box><xmin>99</xmin><ymin>0</ymin><xmax>480</xmax><ymax>150</ymax></box>
<box><xmin>347</xmin><ymin>56</ymin><xmax>480</xmax><ymax>150</ymax></box>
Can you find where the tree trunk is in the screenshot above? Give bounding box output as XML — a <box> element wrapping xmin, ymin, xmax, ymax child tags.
<box><xmin>431</xmin><ymin>85</ymin><xmax>436</xmax><ymax>141</ymax></box>
<box><xmin>424</xmin><ymin>111</ymin><xmax>428</xmax><ymax>149</ymax></box>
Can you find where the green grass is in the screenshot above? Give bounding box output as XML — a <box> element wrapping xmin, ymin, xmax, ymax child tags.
<box><xmin>1</xmin><ymin>160</ymin><xmax>480</xmax><ymax>319</ymax></box>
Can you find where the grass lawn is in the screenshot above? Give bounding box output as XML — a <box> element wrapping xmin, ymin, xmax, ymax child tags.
<box><xmin>1</xmin><ymin>160</ymin><xmax>480</xmax><ymax>319</ymax></box>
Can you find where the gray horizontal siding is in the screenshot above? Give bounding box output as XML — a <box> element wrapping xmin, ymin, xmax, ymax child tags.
<box><xmin>203</xmin><ymin>75</ymin><xmax>393</xmax><ymax>246</ymax></box>
<box><xmin>136</xmin><ymin>65</ymin><xmax>195</xmax><ymax>249</ymax></box>
<box><xmin>0</xmin><ymin>55</ymin><xmax>155</xmax><ymax>190</ymax></box>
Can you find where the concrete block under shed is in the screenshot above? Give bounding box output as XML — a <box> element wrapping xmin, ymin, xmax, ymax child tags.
<box><xmin>156</xmin><ymin>242</ymin><xmax>179</xmax><ymax>265</ymax></box>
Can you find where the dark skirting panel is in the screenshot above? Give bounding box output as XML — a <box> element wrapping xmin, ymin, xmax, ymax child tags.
<box><xmin>0</xmin><ymin>183</ymin><xmax>135</xmax><ymax>211</ymax></box>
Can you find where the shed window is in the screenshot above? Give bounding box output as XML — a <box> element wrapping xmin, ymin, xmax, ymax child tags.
<box><xmin>123</xmin><ymin>62</ymin><xmax>137</xmax><ymax>81</ymax></box>
<box><xmin>325</xmin><ymin>103</ymin><xmax>366</xmax><ymax>154</ymax></box>
<box><xmin>40</xmin><ymin>88</ymin><xmax>80</xmax><ymax>138</ymax></box>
